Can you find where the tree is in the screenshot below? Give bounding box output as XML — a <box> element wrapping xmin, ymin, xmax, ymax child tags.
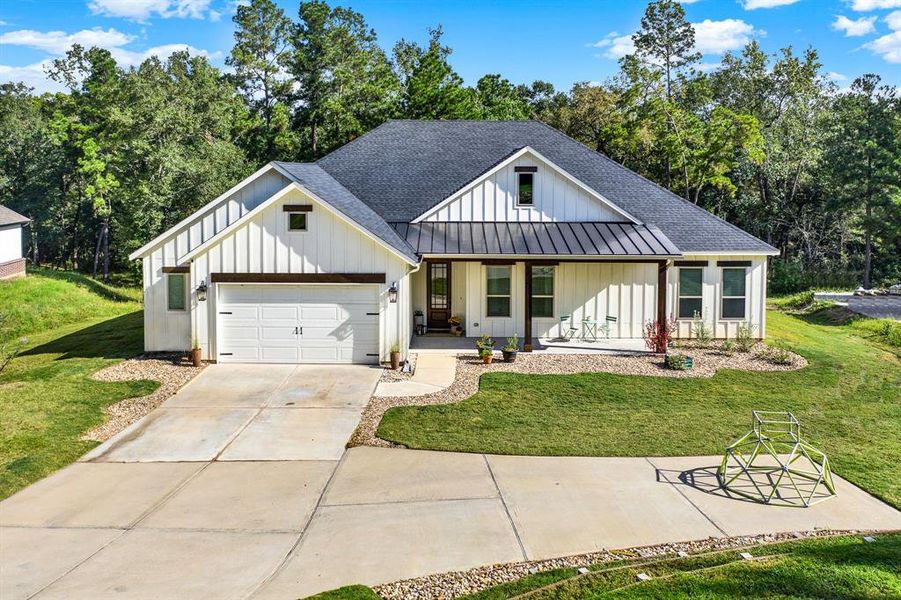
<box><xmin>474</xmin><ymin>74</ymin><xmax>530</xmax><ymax>120</ymax></box>
<box><xmin>227</xmin><ymin>0</ymin><xmax>294</xmax><ymax>161</ymax></box>
<box><xmin>826</xmin><ymin>75</ymin><xmax>899</xmax><ymax>288</ymax></box>
<box><xmin>396</xmin><ymin>27</ymin><xmax>479</xmax><ymax>120</ymax></box>
<box><xmin>632</xmin><ymin>0</ymin><xmax>700</xmax><ymax>102</ymax></box>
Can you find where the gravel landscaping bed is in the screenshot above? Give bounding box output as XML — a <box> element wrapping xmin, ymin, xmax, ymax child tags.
<box><xmin>82</xmin><ymin>353</ymin><xmax>205</xmax><ymax>442</ymax></box>
<box><xmin>379</xmin><ymin>352</ymin><xmax>418</xmax><ymax>383</ymax></box>
<box><xmin>349</xmin><ymin>344</ymin><xmax>806</xmax><ymax>448</ymax></box>
<box><xmin>373</xmin><ymin>529</ymin><xmax>858</xmax><ymax>600</ymax></box>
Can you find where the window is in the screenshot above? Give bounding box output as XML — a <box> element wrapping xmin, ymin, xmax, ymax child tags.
<box><xmin>288</xmin><ymin>212</ymin><xmax>307</xmax><ymax>231</ymax></box>
<box><xmin>167</xmin><ymin>273</ymin><xmax>186</xmax><ymax>311</ymax></box>
<box><xmin>486</xmin><ymin>265</ymin><xmax>511</xmax><ymax>317</ymax></box>
<box><xmin>517</xmin><ymin>172</ymin><xmax>534</xmax><ymax>206</ymax></box>
<box><xmin>678</xmin><ymin>268</ymin><xmax>702</xmax><ymax>319</ymax></box>
<box><xmin>531</xmin><ymin>266</ymin><xmax>554</xmax><ymax>318</ymax></box>
<box><xmin>721</xmin><ymin>268</ymin><xmax>747</xmax><ymax>319</ymax></box>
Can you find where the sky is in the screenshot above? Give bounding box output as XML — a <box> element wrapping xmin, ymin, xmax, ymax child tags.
<box><xmin>1</xmin><ymin>0</ymin><xmax>900</xmax><ymax>94</ymax></box>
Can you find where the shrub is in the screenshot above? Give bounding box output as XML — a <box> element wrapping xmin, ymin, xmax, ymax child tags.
<box><xmin>777</xmin><ymin>290</ymin><xmax>815</xmax><ymax>310</ymax></box>
<box><xmin>760</xmin><ymin>343</ymin><xmax>794</xmax><ymax>365</ymax></box>
<box><xmin>643</xmin><ymin>317</ymin><xmax>676</xmax><ymax>353</ymax></box>
<box><xmin>735</xmin><ymin>322</ymin><xmax>757</xmax><ymax>352</ymax></box>
<box><xmin>720</xmin><ymin>339</ymin><xmax>736</xmax><ymax>356</ymax></box>
<box><xmin>502</xmin><ymin>334</ymin><xmax>519</xmax><ymax>352</ymax></box>
<box><xmin>691</xmin><ymin>311</ymin><xmax>713</xmax><ymax>347</ymax></box>
<box><xmin>665</xmin><ymin>352</ymin><xmax>689</xmax><ymax>370</ymax></box>
<box><xmin>475</xmin><ymin>334</ymin><xmax>495</xmax><ymax>351</ymax></box>
<box><xmin>853</xmin><ymin>318</ymin><xmax>901</xmax><ymax>348</ymax></box>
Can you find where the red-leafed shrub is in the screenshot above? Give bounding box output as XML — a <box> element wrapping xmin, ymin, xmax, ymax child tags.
<box><xmin>644</xmin><ymin>317</ymin><xmax>675</xmax><ymax>354</ymax></box>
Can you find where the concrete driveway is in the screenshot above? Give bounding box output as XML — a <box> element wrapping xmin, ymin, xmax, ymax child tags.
<box><xmin>2</xmin><ymin>364</ymin><xmax>901</xmax><ymax>599</ymax></box>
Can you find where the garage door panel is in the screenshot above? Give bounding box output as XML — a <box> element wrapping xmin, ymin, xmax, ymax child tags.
<box><xmin>218</xmin><ymin>284</ymin><xmax>379</xmax><ymax>364</ymax></box>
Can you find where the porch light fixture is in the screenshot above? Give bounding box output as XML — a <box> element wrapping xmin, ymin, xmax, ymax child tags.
<box><xmin>388</xmin><ymin>282</ymin><xmax>398</xmax><ymax>303</ymax></box>
<box><xmin>196</xmin><ymin>279</ymin><xmax>208</xmax><ymax>302</ymax></box>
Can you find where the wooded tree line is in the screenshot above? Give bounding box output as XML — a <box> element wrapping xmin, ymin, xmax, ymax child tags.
<box><xmin>0</xmin><ymin>0</ymin><xmax>897</xmax><ymax>290</ymax></box>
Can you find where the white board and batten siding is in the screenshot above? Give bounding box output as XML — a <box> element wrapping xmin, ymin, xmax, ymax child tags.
<box><xmin>188</xmin><ymin>187</ymin><xmax>412</xmax><ymax>361</ymax></box>
<box><xmin>666</xmin><ymin>255</ymin><xmax>768</xmax><ymax>339</ymax></box>
<box><xmin>142</xmin><ymin>168</ymin><xmax>290</xmax><ymax>352</ymax></box>
<box><xmin>418</xmin><ymin>151</ymin><xmax>627</xmax><ymax>223</ymax></box>
<box><xmin>0</xmin><ymin>225</ymin><xmax>23</xmax><ymax>263</ymax></box>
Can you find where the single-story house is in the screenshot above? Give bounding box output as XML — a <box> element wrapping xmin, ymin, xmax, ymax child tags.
<box><xmin>0</xmin><ymin>205</ymin><xmax>29</xmax><ymax>280</ymax></box>
<box><xmin>129</xmin><ymin>120</ymin><xmax>778</xmax><ymax>364</ymax></box>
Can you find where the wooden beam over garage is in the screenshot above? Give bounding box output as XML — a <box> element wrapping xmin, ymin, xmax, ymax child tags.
<box><xmin>210</xmin><ymin>273</ymin><xmax>386</xmax><ymax>284</ymax></box>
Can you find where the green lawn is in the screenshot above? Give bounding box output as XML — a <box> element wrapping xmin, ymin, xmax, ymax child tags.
<box><xmin>0</xmin><ymin>271</ymin><xmax>156</xmax><ymax>499</ymax></box>
<box><xmin>378</xmin><ymin>309</ymin><xmax>901</xmax><ymax>509</ymax></box>
<box><xmin>306</xmin><ymin>533</ymin><xmax>901</xmax><ymax>599</ymax></box>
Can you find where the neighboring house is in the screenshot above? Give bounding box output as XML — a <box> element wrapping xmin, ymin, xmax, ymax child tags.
<box><xmin>0</xmin><ymin>205</ymin><xmax>29</xmax><ymax>280</ymax></box>
<box><xmin>130</xmin><ymin>120</ymin><xmax>777</xmax><ymax>364</ymax></box>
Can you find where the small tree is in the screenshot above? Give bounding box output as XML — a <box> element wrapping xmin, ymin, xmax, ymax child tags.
<box><xmin>644</xmin><ymin>317</ymin><xmax>676</xmax><ymax>354</ymax></box>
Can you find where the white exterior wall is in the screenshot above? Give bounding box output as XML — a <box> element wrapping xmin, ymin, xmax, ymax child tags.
<box><xmin>666</xmin><ymin>255</ymin><xmax>768</xmax><ymax>339</ymax></box>
<box><xmin>0</xmin><ymin>225</ymin><xmax>23</xmax><ymax>263</ymax></box>
<box><xmin>419</xmin><ymin>151</ymin><xmax>626</xmax><ymax>223</ymax></box>
<box><xmin>411</xmin><ymin>260</ymin><xmax>658</xmax><ymax>339</ymax></box>
<box><xmin>186</xmin><ymin>187</ymin><xmax>412</xmax><ymax>361</ymax></box>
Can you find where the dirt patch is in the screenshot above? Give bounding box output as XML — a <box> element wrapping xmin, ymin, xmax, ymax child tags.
<box><xmin>83</xmin><ymin>353</ymin><xmax>205</xmax><ymax>442</ymax></box>
<box><xmin>349</xmin><ymin>344</ymin><xmax>806</xmax><ymax>448</ymax></box>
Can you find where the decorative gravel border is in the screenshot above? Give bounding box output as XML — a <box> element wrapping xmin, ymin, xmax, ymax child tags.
<box><xmin>373</xmin><ymin>528</ymin><xmax>869</xmax><ymax>600</ymax></box>
<box><xmin>349</xmin><ymin>344</ymin><xmax>806</xmax><ymax>448</ymax></box>
<box><xmin>82</xmin><ymin>353</ymin><xmax>206</xmax><ymax>442</ymax></box>
<box><xmin>379</xmin><ymin>352</ymin><xmax>418</xmax><ymax>383</ymax></box>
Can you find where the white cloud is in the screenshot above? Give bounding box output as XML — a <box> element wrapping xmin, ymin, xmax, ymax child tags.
<box><xmin>743</xmin><ymin>0</ymin><xmax>800</xmax><ymax>9</ymax></box>
<box><xmin>832</xmin><ymin>15</ymin><xmax>877</xmax><ymax>36</ymax></box>
<box><xmin>0</xmin><ymin>27</ymin><xmax>135</xmax><ymax>55</ymax></box>
<box><xmin>864</xmin><ymin>30</ymin><xmax>901</xmax><ymax>62</ymax></box>
<box><xmin>87</xmin><ymin>0</ymin><xmax>215</xmax><ymax>22</ymax></box>
<box><xmin>0</xmin><ymin>61</ymin><xmax>66</xmax><ymax>93</ymax></box>
<box><xmin>886</xmin><ymin>10</ymin><xmax>901</xmax><ymax>29</ymax></box>
<box><xmin>826</xmin><ymin>71</ymin><xmax>849</xmax><ymax>82</ymax></box>
<box><xmin>849</xmin><ymin>0</ymin><xmax>901</xmax><ymax>10</ymax></box>
<box><xmin>590</xmin><ymin>31</ymin><xmax>635</xmax><ymax>59</ymax></box>
<box><xmin>110</xmin><ymin>44</ymin><xmax>222</xmax><ymax>67</ymax></box>
<box><xmin>692</xmin><ymin>19</ymin><xmax>760</xmax><ymax>54</ymax></box>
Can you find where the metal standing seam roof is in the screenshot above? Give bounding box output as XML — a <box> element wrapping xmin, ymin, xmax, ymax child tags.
<box><xmin>392</xmin><ymin>222</ymin><xmax>681</xmax><ymax>256</ymax></box>
<box><xmin>0</xmin><ymin>205</ymin><xmax>30</xmax><ymax>227</ymax></box>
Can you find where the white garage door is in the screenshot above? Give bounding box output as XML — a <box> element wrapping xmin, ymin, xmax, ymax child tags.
<box><xmin>217</xmin><ymin>284</ymin><xmax>380</xmax><ymax>364</ymax></box>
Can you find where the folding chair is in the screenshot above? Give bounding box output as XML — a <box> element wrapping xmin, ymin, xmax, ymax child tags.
<box><xmin>556</xmin><ymin>315</ymin><xmax>578</xmax><ymax>342</ymax></box>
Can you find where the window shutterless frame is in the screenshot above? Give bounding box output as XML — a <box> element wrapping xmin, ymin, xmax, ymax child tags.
<box><xmin>677</xmin><ymin>267</ymin><xmax>703</xmax><ymax>320</ymax></box>
<box><xmin>516</xmin><ymin>171</ymin><xmax>535</xmax><ymax>207</ymax></box>
<box><xmin>287</xmin><ymin>212</ymin><xmax>307</xmax><ymax>232</ymax></box>
<box><xmin>531</xmin><ymin>265</ymin><xmax>554</xmax><ymax>318</ymax></box>
<box><xmin>485</xmin><ymin>265</ymin><xmax>512</xmax><ymax>317</ymax></box>
<box><xmin>166</xmin><ymin>273</ymin><xmax>187</xmax><ymax>311</ymax></box>
<box><xmin>720</xmin><ymin>267</ymin><xmax>748</xmax><ymax>320</ymax></box>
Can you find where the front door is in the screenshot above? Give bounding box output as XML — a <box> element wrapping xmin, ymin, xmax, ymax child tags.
<box><xmin>427</xmin><ymin>261</ymin><xmax>451</xmax><ymax>330</ymax></box>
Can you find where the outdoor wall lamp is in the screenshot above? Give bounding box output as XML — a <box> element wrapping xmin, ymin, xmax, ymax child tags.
<box><xmin>196</xmin><ymin>279</ymin><xmax>208</xmax><ymax>302</ymax></box>
<box><xmin>388</xmin><ymin>282</ymin><xmax>398</xmax><ymax>303</ymax></box>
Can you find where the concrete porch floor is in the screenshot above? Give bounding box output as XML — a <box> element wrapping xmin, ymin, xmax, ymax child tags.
<box><xmin>410</xmin><ymin>335</ymin><xmax>649</xmax><ymax>354</ymax></box>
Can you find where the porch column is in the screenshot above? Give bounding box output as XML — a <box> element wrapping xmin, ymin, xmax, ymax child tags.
<box><xmin>657</xmin><ymin>260</ymin><xmax>668</xmax><ymax>327</ymax></box>
<box><xmin>523</xmin><ymin>261</ymin><xmax>533</xmax><ymax>352</ymax></box>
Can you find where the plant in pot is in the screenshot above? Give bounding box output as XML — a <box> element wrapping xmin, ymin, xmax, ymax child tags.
<box><xmin>502</xmin><ymin>333</ymin><xmax>519</xmax><ymax>363</ymax></box>
<box><xmin>448</xmin><ymin>315</ymin><xmax>464</xmax><ymax>336</ymax></box>
<box><xmin>476</xmin><ymin>334</ymin><xmax>495</xmax><ymax>364</ymax></box>
<box><xmin>389</xmin><ymin>343</ymin><xmax>402</xmax><ymax>370</ymax></box>
<box><xmin>190</xmin><ymin>338</ymin><xmax>202</xmax><ymax>367</ymax></box>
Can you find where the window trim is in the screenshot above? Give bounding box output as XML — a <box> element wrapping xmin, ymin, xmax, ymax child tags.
<box><xmin>166</xmin><ymin>273</ymin><xmax>187</xmax><ymax>312</ymax></box>
<box><xmin>287</xmin><ymin>212</ymin><xmax>308</xmax><ymax>232</ymax></box>
<box><xmin>531</xmin><ymin>265</ymin><xmax>555</xmax><ymax>319</ymax></box>
<box><xmin>516</xmin><ymin>171</ymin><xmax>535</xmax><ymax>207</ymax></box>
<box><xmin>720</xmin><ymin>267</ymin><xmax>748</xmax><ymax>321</ymax></box>
<box><xmin>485</xmin><ymin>265</ymin><xmax>512</xmax><ymax>318</ymax></box>
<box><xmin>677</xmin><ymin>267</ymin><xmax>703</xmax><ymax>321</ymax></box>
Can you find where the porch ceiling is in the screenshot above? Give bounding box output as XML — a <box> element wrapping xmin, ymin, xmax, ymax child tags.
<box><xmin>391</xmin><ymin>222</ymin><xmax>681</xmax><ymax>257</ymax></box>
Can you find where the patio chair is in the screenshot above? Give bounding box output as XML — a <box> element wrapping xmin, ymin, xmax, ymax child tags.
<box><xmin>554</xmin><ymin>316</ymin><xmax>578</xmax><ymax>342</ymax></box>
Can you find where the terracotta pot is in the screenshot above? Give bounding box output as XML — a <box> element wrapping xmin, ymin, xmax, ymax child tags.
<box><xmin>191</xmin><ymin>347</ymin><xmax>202</xmax><ymax>367</ymax></box>
<box><xmin>482</xmin><ymin>353</ymin><xmax>493</xmax><ymax>365</ymax></box>
<box><xmin>390</xmin><ymin>351</ymin><xmax>401</xmax><ymax>370</ymax></box>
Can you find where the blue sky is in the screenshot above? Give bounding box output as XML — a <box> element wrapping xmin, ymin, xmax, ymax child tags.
<box><xmin>1</xmin><ymin>0</ymin><xmax>899</xmax><ymax>94</ymax></box>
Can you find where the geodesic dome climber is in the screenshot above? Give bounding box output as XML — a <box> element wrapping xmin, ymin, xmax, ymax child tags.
<box><xmin>718</xmin><ymin>411</ymin><xmax>836</xmax><ymax>507</ymax></box>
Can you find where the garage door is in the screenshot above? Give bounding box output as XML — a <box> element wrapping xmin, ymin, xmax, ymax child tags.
<box><xmin>217</xmin><ymin>284</ymin><xmax>380</xmax><ymax>364</ymax></box>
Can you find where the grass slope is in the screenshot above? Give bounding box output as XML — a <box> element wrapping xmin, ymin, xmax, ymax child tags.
<box><xmin>0</xmin><ymin>271</ymin><xmax>155</xmax><ymax>499</ymax></box>
<box><xmin>378</xmin><ymin>309</ymin><xmax>901</xmax><ymax>508</ymax></box>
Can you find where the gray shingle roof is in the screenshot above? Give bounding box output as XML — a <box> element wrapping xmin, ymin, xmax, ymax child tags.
<box><xmin>393</xmin><ymin>222</ymin><xmax>680</xmax><ymax>256</ymax></box>
<box><xmin>272</xmin><ymin>162</ymin><xmax>418</xmax><ymax>263</ymax></box>
<box><xmin>316</xmin><ymin>120</ymin><xmax>776</xmax><ymax>254</ymax></box>
<box><xmin>0</xmin><ymin>205</ymin><xmax>30</xmax><ymax>227</ymax></box>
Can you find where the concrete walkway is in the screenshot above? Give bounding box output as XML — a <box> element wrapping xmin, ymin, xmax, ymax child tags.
<box><xmin>373</xmin><ymin>353</ymin><xmax>456</xmax><ymax>397</ymax></box>
<box><xmin>2</xmin><ymin>365</ymin><xmax>900</xmax><ymax>599</ymax></box>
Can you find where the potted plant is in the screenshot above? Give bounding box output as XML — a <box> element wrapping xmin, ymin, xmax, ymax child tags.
<box><xmin>476</xmin><ymin>334</ymin><xmax>495</xmax><ymax>364</ymax></box>
<box><xmin>389</xmin><ymin>343</ymin><xmax>401</xmax><ymax>370</ymax></box>
<box><xmin>449</xmin><ymin>315</ymin><xmax>464</xmax><ymax>336</ymax></box>
<box><xmin>502</xmin><ymin>334</ymin><xmax>519</xmax><ymax>363</ymax></box>
<box><xmin>190</xmin><ymin>338</ymin><xmax>202</xmax><ymax>367</ymax></box>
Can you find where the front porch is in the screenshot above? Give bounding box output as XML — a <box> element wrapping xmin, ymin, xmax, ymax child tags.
<box><xmin>410</xmin><ymin>334</ymin><xmax>649</xmax><ymax>355</ymax></box>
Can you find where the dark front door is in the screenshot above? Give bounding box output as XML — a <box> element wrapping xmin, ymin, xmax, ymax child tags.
<box><xmin>427</xmin><ymin>261</ymin><xmax>451</xmax><ymax>330</ymax></box>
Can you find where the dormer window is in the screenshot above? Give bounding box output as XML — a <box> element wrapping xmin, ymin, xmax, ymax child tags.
<box><xmin>515</xmin><ymin>166</ymin><xmax>537</xmax><ymax>206</ymax></box>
